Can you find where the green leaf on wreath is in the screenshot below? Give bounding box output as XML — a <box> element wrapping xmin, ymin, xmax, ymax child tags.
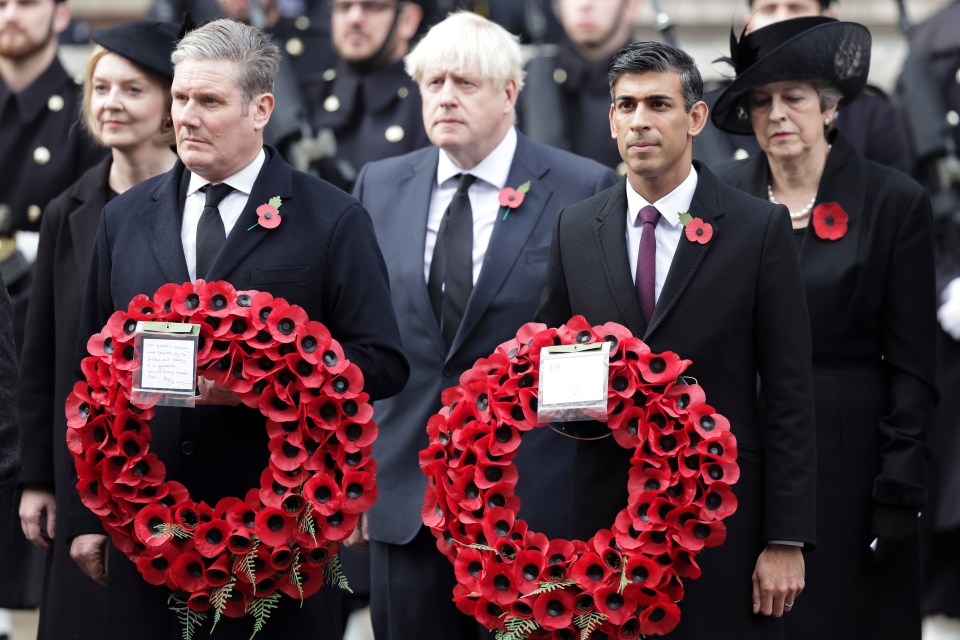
<box><xmin>148</xmin><ymin>523</ymin><xmax>193</xmax><ymax>541</ymax></box>
<box><xmin>619</xmin><ymin>562</ymin><xmax>629</xmax><ymax>593</ymax></box>
<box><xmin>522</xmin><ymin>578</ymin><xmax>576</xmax><ymax>598</ymax></box>
<box><xmin>324</xmin><ymin>553</ymin><xmax>353</xmax><ymax>593</ymax></box>
<box><xmin>209</xmin><ymin>578</ymin><xmax>236</xmax><ymax>634</ymax></box>
<box><xmin>246</xmin><ymin>591</ymin><xmax>282</xmax><ymax>639</ymax></box>
<box><xmin>288</xmin><ymin>552</ymin><xmax>305</xmax><ymax>604</ymax></box>
<box><xmin>678</xmin><ymin>212</ymin><xmax>693</xmax><ymax>226</ymax></box>
<box><xmin>167</xmin><ymin>592</ymin><xmax>208</xmax><ymax>640</ymax></box>
<box><xmin>574</xmin><ymin>612</ymin><xmax>607</xmax><ymax>640</ymax></box>
<box><xmin>451</xmin><ymin>537</ymin><xmax>496</xmax><ymax>552</ymax></box>
<box><xmin>297</xmin><ymin>505</ymin><xmax>318</xmax><ymax>547</ymax></box>
<box><xmin>494</xmin><ymin>616</ymin><xmax>540</xmax><ymax>640</ymax></box>
<box><xmin>241</xmin><ymin>541</ymin><xmax>261</xmax><ymax>592</ymax></box>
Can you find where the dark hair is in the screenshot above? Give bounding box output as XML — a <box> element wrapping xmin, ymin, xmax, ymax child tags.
<box><xmin>747</xmin><ymin>0</ymin><xmax>833</xmax><ymax>9</ymax></box>
<box><xmin>607</xmin><ymin>41</ymin><xmax>703</xmax><ymax>111</ymax></box>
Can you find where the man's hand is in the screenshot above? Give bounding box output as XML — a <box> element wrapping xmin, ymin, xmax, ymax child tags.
<box><xmin>752</xmin><ymin>543</ymin><xmax>804</xmax><ymax>617</ymax></box>
<box><xmin>343</xmin><ymin>513</ymin><xmax>369</xmax><ymax>552</ymax></box>
<box><xmin>195</xmin><ymin>376</ymin><xmax>242</xmax><ymax>406</ymax></box>
<box><xmin>19</xmin><ymin>488</ymin><xmax>56</xmax><ymax>550</ymax></box>
<box><xmin>70</xmin><ymin>533</ymin><xmax>109</xmax><ymax>585</ymax></box>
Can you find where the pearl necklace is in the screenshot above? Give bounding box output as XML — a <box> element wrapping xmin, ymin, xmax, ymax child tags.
<box><xmin>767</xmin><ymin>184</ymin><xmax>816</xmax><ymax>220</ymax></box>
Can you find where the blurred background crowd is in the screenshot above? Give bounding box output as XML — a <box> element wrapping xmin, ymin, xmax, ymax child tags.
<box><xmin>1</xmin><ymin>0</ymin><xmax>959</xmax><ymax>638</ymax></box>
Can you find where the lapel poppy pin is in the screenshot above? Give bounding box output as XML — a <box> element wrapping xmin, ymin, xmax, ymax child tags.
<box><xmin>248</xmin><ymin>196</ymin><xmax>283</xmax><ymax>231</ymax></box>
<box><xmin>678</xmin><ymin>212</ymin><xmax>713</xmax><ymax>245</ymax></box>
<box><xmin>498</xmin><ymin>180</ymin><xmax>531</xmax><ymax>221</ymax></box>
<box><xmin>812</xmin><ymin>202</ymin><xmax>847</xmax><ymax>240</ymax></box>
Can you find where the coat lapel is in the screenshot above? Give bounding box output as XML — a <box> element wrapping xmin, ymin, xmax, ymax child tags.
<box><xmin>396</xmin><ymin>149</ymin><xmax>447</xmax><ymax>356</ymax></box>
<box><xmin>68</xmin><ymin>157</ymin><xmax>112</xmax><ymax>283</ymax></box>
<box><xmin>645</xmin><ymin>164</ymin><xmax>724</xmax><ymax>339</ymax></box>
<box><xmin>449</xmin><ymin>134</ymin><xmax>552</xmax><ymax>355</ymax></box>
<box><xmin>206</xmin><ymin>149</ymin><xmax>290</xmax><ymax>282</ymax></box>
<box><xmin>139</xmin><ymin>162</ymin><xmax>191</xmax><ymax>285</ymax></box>
<box><xmin>595</xmin><ymin>182</ymin><xmax>647</xmax><ymax>334</ymax></box>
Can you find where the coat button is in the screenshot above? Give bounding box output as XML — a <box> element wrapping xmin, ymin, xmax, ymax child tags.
<box><xmin>295</xmin><ymin>15</ymin><xmax>310</xmax><ymax>30</ymax></box>
<box><xmin>385</xmin><ymin>125</ymin><xmax>404</xmax><ymax>143</ymax></box>
<box><xmin>553</xmin><ymin>68</ymin><xmax>567</xmax><ymax>84</ymax></box>
<box><xmin>27</xmin><ymin>205</ymin><xmax>41</xmax><ymax>223</ymax></box>
<box><xmin>397</xmin><ymin>86</ymin><xmax>409</xmax><ymax>99</ymax></box>
<box><xmin>324</xmin><ymin>95</ymin><xmax>340</xmax><ymax>112</ymax></box>
<box><xmin>47</xmin><ymin>95</ymin><xmax>64</xmax><ymax>112</ymax></box>
<box><xmin>181</xmin><ymin>441</ymin><xmax>196</xmax><ymax>455</ymax></box>
<box><xmin>33</xmin><ymin>146</ymin><xmax>51</xmax><ymax>165</ymax></box>
<box><xmin>285</xmin><ymin>37</ymin><xmax>304</xmax><ymax>57</ymax></box>
<box><xmin>323</xmin><ymin>68</ymin><xmax>337</xmax><ymax>81</ymax></box>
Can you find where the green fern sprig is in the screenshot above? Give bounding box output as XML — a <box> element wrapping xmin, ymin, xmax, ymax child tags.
<box><xmin>246</xmin><ymin>592</ymin><xmax>282</xmax><ymax>639</ymax></box>
<box><xmin>167</xmin><ymin>592</ymin><xmax>207</xmax><ymax>640</ymax></box>
<box><xmin>242</xmin><ymin>541</ymin><xmax>261</xmax><ymax>593</ymax></box>
<box><xmin>148</xmin><ymin>523</ymin><xmax>193</xmax><ymax>541</ymax></box>
<box><xmin>288</xmin><ymin>552</ymin><xmax>304</xmax><ymax>604</ymax></box>
<box><xmin>323</xmin><ymin>553</ymin><xmax>353</xmax><ymax>593</ymax></box>
<box><xmin>574</xmin><ymin>612</ymin><xmax>607</xmax><ymax>640</ymax></box>
<box><xmin>297</xmin><ymin>504</ymin><xmax>318</xmax><ymax>547</ymax></box>
<box><xmin>619</xmin><ymin>561</ymin><xmax>629</xmax><ymax>593</ymax></box>
<box><xmin>209</xmin><ymin>578</ymin><xmax>236</xmax><ymax>634</ymax></box>
<box><xmin>494</xmin><ymin>616</ymin><xmax>539</xmax><ymax>640</ymax></box>
<box><xmin>521</xmin><ymin>578</ymin><xmax>575</xmax><ymax>598</ymax></box>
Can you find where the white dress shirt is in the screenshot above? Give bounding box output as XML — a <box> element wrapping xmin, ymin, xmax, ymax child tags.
<box><xmin>625</xmin><ymin>166</ymin><xmax>698</xmax><ymax>302</ymax></box>
<box><xmin>181</xmin><ymin>148</ymin><xmax>266</xmax><ymax>281</ymax></box>
<box><xmin>423</xmin><ymin>127</ymin><xmax>518</xmax><ymax>285</ymax></box>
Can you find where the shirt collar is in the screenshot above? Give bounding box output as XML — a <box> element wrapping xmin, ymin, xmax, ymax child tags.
<box><xmin>187</xmin><ymin>148</ymin><xmax>266</xmax><ymax>197</ymax></box>
<box><xmin>436</xmin><ymin>126</ymin><xmax>518</xmax><ymax>190</ymax></box>
<box><xmin>626</xmin><ymin>166</ymin><xmax>699</xmax><ymax>228</ymax></box>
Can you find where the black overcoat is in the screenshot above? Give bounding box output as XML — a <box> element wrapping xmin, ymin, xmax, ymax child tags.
<box><xmin>716</xmin><ymin>132</ymin><xmax>938</xmax><ymax>640</ymax></box>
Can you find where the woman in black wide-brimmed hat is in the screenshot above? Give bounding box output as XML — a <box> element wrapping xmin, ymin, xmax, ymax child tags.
<box><xmin>713</xmin><ymin>16</ymin><xmax>936</xmax><ymax>640</ymax></box>
<box><xmin>15</xmin><ymin>20</ymin><xmax>181</xmax><ymax>640</ymax></box>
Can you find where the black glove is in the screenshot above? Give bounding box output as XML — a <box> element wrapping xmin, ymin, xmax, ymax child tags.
<box><xmin>869</xmin><ymin>504</ymin><xmax>918</xmax><ymax>563</ymax></box>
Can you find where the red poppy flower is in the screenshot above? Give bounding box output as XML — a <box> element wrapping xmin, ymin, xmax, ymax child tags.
<box><xmin>169</xmin><ymin>550</ymin><xmax>209</xmax><ymax>593</ymax></box>
<box><xmin>453</xmin><ymin>546</ymin><xmax>486</xmax><ymax>592</ymax></box>
<box><xmin>341</xmin><ymin>470</ymin><xmax>377</xmax><ymax>514</ymax></box>
<box><xmin>685</xmin><ymin>218</ymin><xmax>713</xmax><ymax>244</ymax></box>
<box><xmin>265</xmin><ymin>302</ymin><xmax>307</xmax><ymax>343</ymax></box>
<box><xmin>317</xmin><ymin>509</ymin><xmax>358</xmax><ymax>541</ymax></box>
<box><xmin>169</xmin><ymin>282</ymin><xmax>204</xmax><ymax>318</ymax></box>
<box><xmin>634</xmin><ymin>351</ymin><xmax>690</xmax><ymax>385</ymax></box>
<box><xmin>638</xmin><ymin>598</ymin><xmax>681</xmax><ymax>636</ymax></box>
<box><xmin>479</xmin><ymin>561</ymin><xmax>519</xmax><ymax>606</ymax></box>
<box><xmin>335</xmin><ymin>417</ymin><xmax>377</xmax><ymax>452</ymax></box>
<box><xmin>193</xmin><ymin>520</ymin><xmax>231</xmax><ymax>558</ymax></box>
<box><xmin>220</xmin><ymin>581</ymin><xmax>252</xmax><ymax>617</ymax></box>
<box><xmin>532</xmin><ymin>588</ymin><xmax>575</xmax><ymax>630</ymax></box>
<box><xmin>686</xmin><ymin>403</ymin><xmax>730</xmax><ymax>440</ymax></box>
<box><xmin>570</xmin><ymin>551</ymin><xmax>612</xmax><ymax>591</ymax></box>
<box><xmin>254</xmin><ymin>507</ymin><xmax>296</xmax><ymax>547</ymax></box>
<box><xmin>623</xmin><ymin>553</ymin><xmax>664</xmax><ymax>589</ymax></box>
<box><xmin>324</xmin><ymin>363</ymin><xmax>363</xmax><ymax>400</ymax></box>
<box><xmin>303</xmin><ymin>473</ymin><xmax>343</xmax><ymax>516</ymax></box>
<box><xmin>106</xmin><ymin>310</ymin><xmax>141</xmax><ymax>342</ymax></box>
<box><xmin>499</xmin><ymin>186</ymin><xmax>525</xmax><ymax>209</ymax></box>
<box><xmin>127</xmin><ymin>293</ymin><xmax>162</xmax><ymax>318</ymax></box>
<box><xmin>474</xmin><ymin>597</ymin><xmax>507</xmax><ymax>629</ymax></box>
<box><xmin>202</xmin><ymin>553</ymin><xmax>232</xmax><ymax>587</ymax></box>
<box><xmin>256</xmin><ymin>196</ymin><xmax>283</xmax><ymax>229</ymax></box>
<box><xmin>594</xmin><ymin>583</ymin><xmax>636</xmax><ymax>625</ymax></box>
<box><xmin>662</xmin><ymin>382</ymin><xmax>706</xmax><ymax>418</ymax></box>
<box><xmin>812</xmin><ymin>202</ymin><xmax>848</xmax><ymax>240</ymax></box>
<box><xmin>136</xmin><ymin>547</ymin><xmax>177</xmax><ymax>585</ymax></box>
<box><xmin>268</xmin><ymin>435</ymin><xmax>307</xmax><ymax>472</ymax></box>
<box><xmin>512</xmin><ymin>550</ymin><xmax>546</xmax><ymax>595</ymax></box>
<box><xmin>699</xmin><ymin>481</ymin><xmax>738</xmax><ymax>520</ymax></box>
<box><xmin>198</xmin><ymin>280</ymin><xmax>238</xmax><ymax>317</ymax></box>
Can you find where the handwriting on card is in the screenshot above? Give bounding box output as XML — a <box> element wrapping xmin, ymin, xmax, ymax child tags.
<box><xmin>139</xmin><ymin>337</ymin><xmax>196</xmax><ymax>392</ymax></box>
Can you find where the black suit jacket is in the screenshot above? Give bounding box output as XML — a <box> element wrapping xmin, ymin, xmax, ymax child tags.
<box><xmin>536</xmin><ymin>162</ymin><xmax>816</xmax><ymax>638</ymax></box>
<box><xmin>71</xmin><ymin>147</ymin><xmax>408</xmax><ymax>638</ymax></box>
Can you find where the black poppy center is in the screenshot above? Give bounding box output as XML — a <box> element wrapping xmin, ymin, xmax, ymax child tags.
<box><xmin>547</xmin><ymin>599</ymin><xmax>565</xmax><ymax>616</ymax></box>
<box><xmin>586</xmin><ymin>564</ymin><xmax>604</xmax><ymax>581</ymax></box>
<box><xmin>631</xmin><ymin>565</ymin><xmax>648</xmax><ymax>583</ymax></box>
<box><xmin>322</xmin><ymin>350</ymin><xmax>338</xmax><ymax>366</ymax></box>
<box><xmin>649</xmin><ymin>357</ymin><xmax>666</xmax><ymax>374</ymax></box>
<box><xmin>205</xmin><ymin>528</ymin><xmax>223</xmax><ymax>544</ymax></box>
<box><xmin>277</xmin><ymin>318</ymin><xmax>295</xmax><ymax>335</ymax></box>
<box><xmin>346</xmin><ymin>483</ymin><xmax>363</xmax><ymax>499</ymax></box>
<box><xmin>333</xmin><ymin>376</ymin><xmax>349</xmax><ymax>393</ymax></box>
<box><xmin>267</xmin><ymin>514</ymin><xmax>285</xmax><ymax>532</ymax></box>
<box><xmin>605</xmin><ymin>592</ymin><xmax>624</xmax><ymax>610</ymax></box>
<box><xmin>345</xmin><ymin>424</ymin><xmax>363</xmax><ymax>442</ymax></box>
<box><xmin>211</xmin><ymin>294</ymin><xmax>227</xmax><ymax>310</ymax></box>
<box><xmin>493</xmin><ymin>575</ymin><xmax>510</xmax><ymax>591</ymax></box>
<box><xmin>705</xmin><ymin>492</ymin><xmax>722</xmax><ymax>509</ymax></box>
<box><xmin>700</xmin><ymin>416</ymin><xmax>716</xmax><ymax>431</ymax></box>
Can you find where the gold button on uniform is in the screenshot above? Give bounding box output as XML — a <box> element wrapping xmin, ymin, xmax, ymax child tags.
<box><xmin>27</xmin><ymin>204</ymin><xmax>42</xmax><ymax>223</ymax></box>
<box><xmin>47</xmin><ymin>95</ymin><xmax>64</xmax><ymax>112</ymax></box>
<box><xmin>33</xmin><ymin>146</ymin><xmax>51</xmax><ymax>165</ymax></box>
<box><xmin>324</xmin><ymin>95</ymin><xmax>340</xmax><ymax>112</ymax></box>
<box><xmin>947</xmin><ymin>110</ymin><xmax>960</xmax><ymax>127</ymax></box>
<box><xmin>323</xmin><ymin>68</ymin><xmax>337</xmax><ymax>81</ymax></box>
<box><xmin>733</xmin><ymin>148</ymin><xmax>750</xmax><ymax>160</ymax></box>
<box><xmin>385</xmin><ymin>125</ymin><xmax>405</xmax><ymax>143</ymax></box>
<box><xmin>553</xmin><ymin>68</ymin><xmax>567</xmax><ymax>84</ymax></box>
<box><xmin>285</xmin><ymin>37</ymin><xmax>304</xmax><ymax>57</ymax></box>
<box><xmin>397</xmin><ymin>86</ymin><xmax>409</xmax><ymax>99</ymax></box>
<box><xmin>295</xmin><ymin>15</ymin><xmax>310</xmax><ymax>30</ymax></box>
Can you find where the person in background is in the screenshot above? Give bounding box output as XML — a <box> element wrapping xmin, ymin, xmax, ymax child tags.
<box><xmin>518</xmin><ymin>0</ymin><xmax>643</xmax><ymax>172</ymax></box>
<box><xmin>349</xmin><ymin>11</ymin><xmax>617</xmax><ymax>639</ymax></box>
<box><xmin>16</xmin><ymin>20</ymin><xmax>181</xmax><ymax>640</ymax></box>
<box><xmin>695</xmin><ymin>0</ymin><xmax>913</xmax><ymax>176</ymax></box>
<box><xmin>713</xmin><ymin>16</ymin><xmax>937</xmax><ymax>640</ymax></box>
<box><xmin>0</xmin><ymin>272</ymin><xmax>20</xmax><ymax>542</ymax></box>
<box><xmin>0</xmin><ymin>0</ymin><xmax>108</xmax><ymax>620</ymax></box>
<box><xmin>67</xmin><ymin>19</ymin><xmax>407</xmax><ymax>639</ymax></box>
<box><xmin>305</xmin><ymin>0</ymin><xmax>429</xmax><ymax>191</ymax></box>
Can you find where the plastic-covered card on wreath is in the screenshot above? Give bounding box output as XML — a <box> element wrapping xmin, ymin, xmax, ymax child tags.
<box><xmin>131</xmin><ymin>321</ymin><xmax>200</xmax><ymax>407</ymax></box>
<box><xmin>537</xmin><ymin>341</ymin><xmax>610</xmax><ymax>423</ymax></box>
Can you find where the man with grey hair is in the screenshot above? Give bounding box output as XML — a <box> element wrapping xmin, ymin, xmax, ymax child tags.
<box><xmin>67</xmin><ymin>18</ymin><xmax>408</xmax><ymax>639</ymax></box>
<box><xmin>350</xmin><ymin>10</ymin><xmax>617</xmax><ymax>639</ymax></box>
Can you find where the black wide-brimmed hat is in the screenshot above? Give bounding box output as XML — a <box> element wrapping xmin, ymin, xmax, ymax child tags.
<box><xmin>91</xmin><ymin>20</ymin><xmax>181</xmax><ymax>80</ymax></box>
<box><xmin>711</xmin><ymin>16</ymin><xmax>871</xmax><ymax>135</ymax></box>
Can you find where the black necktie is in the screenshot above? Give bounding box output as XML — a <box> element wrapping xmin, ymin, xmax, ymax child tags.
<box><xmin>428</xmin><ymin>173</ymin><xmax>477</xmax><ymax>347</ymax></box>
<box><xmin>196</xmin><ymin>183</ymin><xmax>233</xmax><ymax>280</ymax></box>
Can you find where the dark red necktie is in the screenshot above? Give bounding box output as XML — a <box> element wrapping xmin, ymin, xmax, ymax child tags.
<box><xmin>636</xmin><ymin>205</ymin><xmax>661</xmax><ymax>323</ymax></box>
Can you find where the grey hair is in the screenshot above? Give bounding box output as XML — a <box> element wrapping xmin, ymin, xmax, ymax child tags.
<box><xmin>607</xmin><ymin>41</ymin><xmax>703</xmax><ymax>111</ymax></box>
<box><xmin>172</xmin><ymin>19</ymin><xmax>280</xmax><ymax>106</ymax></box>
<box><xmin>812</xmin><ymin>80</ymin><xmax>842</xmax><ymax>112</ymax></box>
<box><xmin>404</xmin><ymin>11</ymin><xmax>525</xmax><ymax>92</ymax></box>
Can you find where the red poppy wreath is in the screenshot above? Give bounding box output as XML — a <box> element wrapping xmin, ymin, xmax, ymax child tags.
<box><xmin>420</xmin><ymin>317</ymin><xmax>740</xmax><ymax>639</ymax></box>
<box><xmin>66</xmin><ymin>280</ymin><xmax>374</xmax><ymax>638</ymax></box>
